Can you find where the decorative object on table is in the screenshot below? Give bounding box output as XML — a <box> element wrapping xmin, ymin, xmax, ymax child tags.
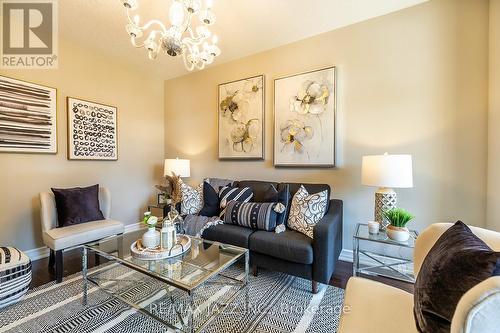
<box><xmin>0</xmin><ymin>247</ymin><xmax>32</xmax><ymax>308</ymax></box>
<box><xmin>157</xmin><ymin>192</ymin><xmax>170</xmax><ymax>205</ymax></box>
<box><xmin>287</xmin><ymin>185</ymin><xmax>328</xmax><ymax>238</ymax></box>
<box><xmin>160</xmin><ymin>219</ymin><xmax>177</xmax><ymax>250</ymax></box>
<box><xmin>67</xmin><ymin>97</ymin><xmax>117</xmax><ymax>160</ymax></box>
<box><xmin>361</xmin><ymin>153</ymin><xmax>413</xmax><ymax>229</ymax></box>
<box><xmin>120</xmin><ymin>0</ymin><xmax>221</xmax><ymax>71</ymax></box>
<box><xmin>273</xmin><ymin>67</ymin><xmax>336</xmax><ymax>167</ymax></box>
<box><xmin>352</xmin><ymin>222</ymin><xmax>418</xmax><ymax>283</ymax></box>
<box><xmin>367</xmin><ymin>221</ymin><xmax>380</xmax><ymax>235</ymax></box>
<box><xmin>130</xmin><ymin>235</ymin><xmax>191</xmax><ymax>260</ymax></box>
<box><xmin>141</xmin><ymin>212</ymin><xmax>160</xmax><ymax>248</ymax></box>
<box><xmin>218</xmin><ymin>74</ymin><xmax>264</xmax><ymax>160</ymax></box>
<box><xmin>0</xmin><ymin>75</ymin><xmax>57</xmax><ymax>153</ymax></box>
<box><xmin>383</xmin><ymin>208</ymin><xmax>414</xmax><ymax>242</ymax></box>
<box><xmin>160</xmin><ymin>158</ymin><xmax>190</xmax><ymax>205</ymax></box>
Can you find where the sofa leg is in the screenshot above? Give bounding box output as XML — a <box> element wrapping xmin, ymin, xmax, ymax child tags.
<box><xmin>312</xmin><ymin>280</ymin><xmax>318</xmax><ymax>294</ymax></box>
<box><xmin>55</xmin><ymin>250</ymin><xmax>63</xmax><ymax>283</ymax></box>
<box><xmin>48</xmin><ymin>249</ymin><xmax>55</xmax><ymax>269</ymax></box>
<box><xmin>252</xmin><ymin>264</ymin><xmax>258</xmax><ymax>277</ymax></box>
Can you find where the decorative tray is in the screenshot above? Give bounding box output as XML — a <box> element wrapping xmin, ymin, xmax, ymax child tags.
<box><xmin>130</xmin><ymin>235</ymin><xmax>191</xmax><ymax>260</ymax></box>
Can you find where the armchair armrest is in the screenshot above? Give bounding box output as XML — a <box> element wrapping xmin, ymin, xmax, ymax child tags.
<box><xmin>312</xmin><ymin>199</ymin><xmax>343</xmax><ymax>284</ymax></box>
<box><xmin>451</xmin><ymin>276</ymin><xmax>500</xmax><ymax>333</ymax></box>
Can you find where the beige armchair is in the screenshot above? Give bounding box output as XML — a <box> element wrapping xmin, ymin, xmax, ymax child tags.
<box><xmin>40</xmin><ymin>187</ymin><xmax>124</xmax><ymax>283</ymax></box>
<box><xmin>338</xmin><ymin>223</ymin><xmax>500</xmax><ymax>333</ymax></box>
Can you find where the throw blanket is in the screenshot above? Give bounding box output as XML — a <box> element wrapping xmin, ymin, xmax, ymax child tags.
<box><xmin>183</xmin><ymin>214</ymin><xmax>223</xmax><ymax>237</ymax></box>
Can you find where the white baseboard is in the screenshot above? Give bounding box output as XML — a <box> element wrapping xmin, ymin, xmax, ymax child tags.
<box><xmin>26</xmin><ymin>222</ymin><xmax>145</xmax><ymax>261</ymax></box>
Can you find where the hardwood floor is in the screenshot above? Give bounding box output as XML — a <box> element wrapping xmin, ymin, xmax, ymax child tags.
<box><xmin>30</xmin><ymin>248</ymin><xmax>414</xmax><ymax>293</ymax></box>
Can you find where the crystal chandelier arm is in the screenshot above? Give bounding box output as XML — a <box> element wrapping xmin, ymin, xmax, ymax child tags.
<box><xmin>126</xmin><ymin>8</ymin><xmax>168</xmax><ymax>35</ymax></box>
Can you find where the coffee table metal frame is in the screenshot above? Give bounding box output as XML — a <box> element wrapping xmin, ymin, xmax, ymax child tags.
<box><xmin>81</xmin><ymin>234</ymin><xmax>249</xmax><ymax>333</ymax></box>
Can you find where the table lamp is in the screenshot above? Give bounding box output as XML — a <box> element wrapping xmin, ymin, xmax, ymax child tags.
<box><xmin>361</xmin><ymin>153</ymin><xmax>413</xmax><ymax>228</ymax></box>
<box><xmin>164</xmin><ymin>158</ymin><xmax>190</xmax><ymax>178</ymax></box>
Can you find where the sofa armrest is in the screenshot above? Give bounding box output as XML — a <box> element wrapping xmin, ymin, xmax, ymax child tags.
<box><xmin>312</xmin><ymin>199</ymin><xmax>343</xmax><ymax>284</ymax></box>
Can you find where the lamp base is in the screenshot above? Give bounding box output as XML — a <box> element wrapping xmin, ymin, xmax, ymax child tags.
<box><xmin>374</xmin><ymin>188</ymin><xmax>397</xmax><ymax>230</ymax></box>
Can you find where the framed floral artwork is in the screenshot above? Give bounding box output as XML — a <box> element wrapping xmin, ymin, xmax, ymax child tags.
<box><xmin>67</xmin><ymin>97</ymin><xmax>118</xmax><ymax>160</ymax></box>
<box><xmin>218</xmin><ymin>75</ymin><xmax>264</xmax><ymax>160</ymax></box>
<box><xmin>273</xmin><ymin>67</ymin><xmax>336</xmax><ymax>167</ymax></box>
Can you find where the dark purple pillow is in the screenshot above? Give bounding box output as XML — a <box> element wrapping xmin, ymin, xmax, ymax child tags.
<box><xmin>414</xmin><ymin>221</ymin><xmax>500</xmax><ymax>333</ymax></box>
<box><xmin>51</xmin><ymin>184</ymin><xmax>104</xmax><ymax>227</ymax></box>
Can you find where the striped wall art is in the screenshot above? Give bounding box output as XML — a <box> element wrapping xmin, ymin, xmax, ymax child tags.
<box><xmin>0</xmin><ymin>75</ymin><xmax>57</xmax><ymax>153</ymax></box>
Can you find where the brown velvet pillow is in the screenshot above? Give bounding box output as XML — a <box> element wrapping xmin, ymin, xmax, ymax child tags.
<box><xmin>414</xmin><ymin>221</ymin><xmax>500</xmax><ymax>333</ymax></box>
<box><xmin>51</xmin><ymin>184</ymin><xmax>104</xmax><ymax>227</ymax></box>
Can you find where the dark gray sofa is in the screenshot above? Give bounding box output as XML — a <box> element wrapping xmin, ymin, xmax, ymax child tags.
<box><xmin>202</xmin><ymin>180</ymin><xmax>343</xmax><ymax>293</ymax></box>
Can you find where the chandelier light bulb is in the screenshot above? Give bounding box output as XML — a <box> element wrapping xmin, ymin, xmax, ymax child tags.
<box><xmin>169</xmin><ymin>1</ymin><xmax>185</xmax><ymax>26</ymax></box>
<box><xmin>133</xmin><ymin>14</ymin><xmax>140</xmax><ymax>25</ymax></box>
<box><xmin>212</xmin><ymin>35</ymin><xmax>218</xmax><ymax>44</ymax></box>
<box><xmin>196</xmin><ymin>25</ymin><xmax>211</xmax><ymax>38</ymax></box>
<box><xmin>206</xmin><ymin>0</ymin><xmax>213</xmax><ymax>8</ymax></box>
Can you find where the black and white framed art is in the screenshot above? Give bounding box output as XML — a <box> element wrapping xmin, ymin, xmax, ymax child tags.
<box><xmin>0</xmin><ymin>75</ymin><xmax>57</xmax><ymax>153</ymax></box>
<box><xmin>67</xmin><ymin>97</ymin><xmax>117</xmax><ymax>160</ymax></box>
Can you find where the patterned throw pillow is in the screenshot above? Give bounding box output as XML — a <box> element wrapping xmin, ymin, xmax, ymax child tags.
<box><xmin>263</xmin><ymin>184</ymin><xmax>291</xmax><ymax>227</ymax></box>
<box><xmin>287</xmin><ymin>185</ymin><xmax>328</xmax><ymax>238</ymax></box>
<box><xmin>218</xmin><ymin>186</ymin><xmax>253</xmax><ymax>217</ymax></box>
<box><xmin>224</xmin><ymin>201</ymin><xmax>278</xmax><ymax>231</ymax></box>
<box><xmin>178</xmin><ymin>179</ymin><xmax>203</xmax><ymax>215</ymax></box>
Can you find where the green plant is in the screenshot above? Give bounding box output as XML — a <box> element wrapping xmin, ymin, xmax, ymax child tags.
<box><xmin>383</xmin><ymin>208</ymin><xmax>414</xmax><ymax>228</ymax></box>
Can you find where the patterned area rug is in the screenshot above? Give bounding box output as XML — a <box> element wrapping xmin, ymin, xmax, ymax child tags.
<box><xmin>0</xmin><ymin>264</ymin><xmax>344</xmax><ymax>333</ymax></box>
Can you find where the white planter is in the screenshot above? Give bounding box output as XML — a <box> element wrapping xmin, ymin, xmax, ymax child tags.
<box><xmin>386</xmin><ymin>225</ymin><xmax>410</xmax><ymax>242</ymax></box>
<box><xmin>142</xmin><ymin>227</ymin><xmax>160</xmax><ymax>248</ymax></box>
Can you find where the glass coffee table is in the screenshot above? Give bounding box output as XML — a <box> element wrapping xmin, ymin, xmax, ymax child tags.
<box><xmin>353</xmin><ymin>223</ymin><xmax>418</xmax><ymax>283</ymax></box>
<box><xmin>82</xmin><ymin>230</ymin><xmax>249</xmax><ymax>333</ymax></box>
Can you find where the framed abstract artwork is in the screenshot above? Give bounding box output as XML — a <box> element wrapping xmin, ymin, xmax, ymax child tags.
<box><xmin>67</xmin><ymin>97</ymin><xmax>118</xmax><ymax>160</ymax></box>
<box><xmin>218</xmin><ymin>74</ymin><xmax>264</xmax><ymax>160</ymax></box>
<box><xmin>0</xmin><ymin>75</ymin><xmax>57</xmax><ymax>153</ymax></box>
<box><xmin>273</xmin><ymin>67</ymin><xmax>336</xmax><ymax>167</ymax></box>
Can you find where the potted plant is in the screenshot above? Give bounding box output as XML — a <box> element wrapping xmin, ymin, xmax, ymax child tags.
<box><xmin>382</xmin><ymin>208</ymin><xmax>414</xmax><ymax>242</ymax></box>
<box><xmin>142</xmin><ymin>212</ymin><xmax>160</xmax><ymax>248</ymax></box>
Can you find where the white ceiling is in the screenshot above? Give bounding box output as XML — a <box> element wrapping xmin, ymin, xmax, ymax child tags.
<box><xmin>60</xmin><ymin>0</ymin><xmax>428</xmax><ymax>80</ymax></box>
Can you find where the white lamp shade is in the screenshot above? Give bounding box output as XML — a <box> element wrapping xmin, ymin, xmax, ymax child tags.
<box><xmin>164</xmin><ymin>158</ymin><xmax>190</xmax><ymax>177</ymax></box>
<box><xmin>361</xmin><ymin>154</ymin><xmax>413</xmax><ymax>188</ymax></box>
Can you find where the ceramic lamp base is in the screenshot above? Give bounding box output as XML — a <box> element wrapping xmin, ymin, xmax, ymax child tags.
<box><xmin>374</xmin><ymin>188</ymin><xmax>397</xmax><ymax>230</ymax></box>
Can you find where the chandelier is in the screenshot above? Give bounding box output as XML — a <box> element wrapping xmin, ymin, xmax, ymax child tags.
<box><xmin>121</xmin><ymin>0</ymin><xmax>221</xmax><ymax>71</ymax></box>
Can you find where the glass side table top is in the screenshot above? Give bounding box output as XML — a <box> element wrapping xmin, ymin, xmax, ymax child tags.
<box><xmin>354</xmin><ymin>223</ymin><xmax>418</xmax><ymax>248</ymax></box>
<box><xmin>84</xmin><ymin>229</ymin><xmax>248</xmax><ymax>292</ymax></box>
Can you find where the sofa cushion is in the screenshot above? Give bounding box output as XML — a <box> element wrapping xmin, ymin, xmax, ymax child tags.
<box><xmin>414</xmin><ymin>221</ymin><xmax>500</xmax><ymax>333</ymax></box>
<box><xmin>218</xmin><ymin>185</ymin><xmax>253</xmax><ymax>217</ymax></box>
<box><xmin>224</xmin><ymin>201</ymin><xmax>278</xmax><ymax>231</ymax></box>
<box><xmin>51</xmin><ymin>184</ymin><xmax>104</xmax><ymax>228</ymax></box>
<box><xmin>203</xmin><ymin>224</ymin><xmax>255</xmax><ymax>248</ymax></box>
<box><xmin>249</xmin><ymin>229</ymin><xmax>313</xmax><ymax>265</ymax></box>
<box><xmin>235</xmin><ymin>180</ymin><xmax>279</xmax><ymax>202</ymax></box>
<box><xmin>263</xmin><ymin>184</ymin><xmax>291</xmax><ymax>226</ymax></box>
<box><xmin>43</xmin><ymin>219</ymin><xmax>124</xmax><ymax>251</ymax></box>
<box><xmin>280</xmin><ymin>182</ymin><xmax>331</xmax><ymax>217</ymax></box>
<box><xmin>199</xmin><ymin>181</ymin><xmax>220</xmax><ymax>217</ymax></box>
<box><xmin>178</xmin><ymin>179</ymin><xmax>203</xmax><ymax>215</ymax></box>
<box><xmin>287</xmin><ymin>185</ymin><xmax>328</xmax><ymax>238</ymax></box>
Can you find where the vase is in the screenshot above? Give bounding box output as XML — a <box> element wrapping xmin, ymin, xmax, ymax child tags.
<box><xmin>142</xmin><ymin>227</ymin><xmax>160</xmax><ymax>248</ymax></box>
<box><xmin>386</xmin><ymin>225</ymin><xmax>410</xmax><ymax>242</ymax></box>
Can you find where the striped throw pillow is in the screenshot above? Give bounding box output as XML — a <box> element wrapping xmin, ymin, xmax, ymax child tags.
<box><xmin>218</xmin><ymin>186</ymin><xmax>253</xmax><ymax>217</ymax></box>
<box><xmin>224</xmin><ymin>201</ymin><xmax>278</xmax><ymax>231</ymax></box>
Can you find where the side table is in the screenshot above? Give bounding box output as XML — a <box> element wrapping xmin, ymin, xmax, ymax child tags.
<box><xmin>353</xmin><ymin>223</ymin><xmax>418</xmax><ymax>283</ymax></box>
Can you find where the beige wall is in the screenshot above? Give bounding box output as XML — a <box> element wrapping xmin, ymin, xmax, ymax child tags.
<box><xmin>165</xmin><ymin>0</ymin><xmax>489</xmax><ymax>248</ymax></box>
<box><xmin>488</xmin><ymin>0</ymin><xmax>500</xmax><ymax>231</ymax></box>
<box><xmin>0</xmin><ymin>39</ymin><xmax>164</xmax><ymax>251</ymax></box>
